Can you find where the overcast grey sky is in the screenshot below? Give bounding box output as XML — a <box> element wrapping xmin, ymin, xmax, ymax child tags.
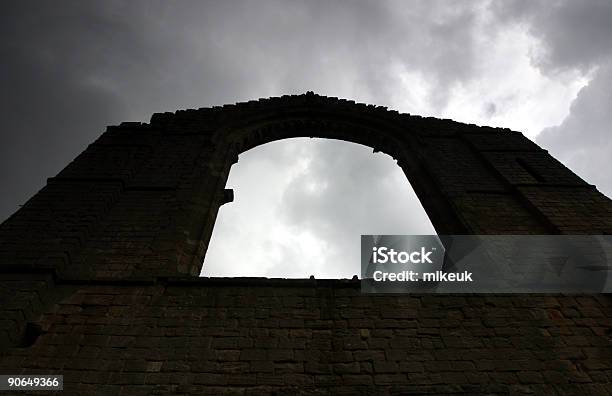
<box><xmin>1</xmin><ymin>1</ymin><xmax>611</xmax><ymax>278</ymax></box>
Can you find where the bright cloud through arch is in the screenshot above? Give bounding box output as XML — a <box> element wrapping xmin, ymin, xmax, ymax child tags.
<box><xmin>201</xmin><ymin>138</ymin><xmax>436</xmax><ymax>278</ymax></box>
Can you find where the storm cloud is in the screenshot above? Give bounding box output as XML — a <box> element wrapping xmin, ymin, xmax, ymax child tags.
<box><xmin>491</xmin><ymin>0</ymin><xmax>612</xmax><ymax>197</ymax></box>
<box><xmin>1</xmin><ymin>1</ymin><xmax>610</xmax><ymax>277</ymax></box>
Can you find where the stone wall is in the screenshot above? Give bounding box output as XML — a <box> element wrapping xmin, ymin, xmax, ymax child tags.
<box><xmin>1</xmin><ymin>93</ymin><xmax>612</xmax><ymax>394</ymax></box>
<box><xmin>2</xmin><ymin>279</ymin><xmax>612</xmax><ymax>395</ymax></box>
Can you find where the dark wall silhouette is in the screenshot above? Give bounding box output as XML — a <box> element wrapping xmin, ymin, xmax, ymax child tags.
<box><xmin>1</xmin><ymin>93</ymin><xmax>611</xmax><ymax>394</ymax></box>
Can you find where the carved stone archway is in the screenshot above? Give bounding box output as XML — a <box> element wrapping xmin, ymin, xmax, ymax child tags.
<box><xmin>1</xmin><ymin>92</ymin><xmax>611</xmax><ymax>282</ymax></box>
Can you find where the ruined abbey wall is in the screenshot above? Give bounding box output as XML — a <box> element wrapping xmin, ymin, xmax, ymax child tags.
<box><xmin>1</xmin><ymin>93</ymin><xmax>612</xmax><ymax>394</ymax></box>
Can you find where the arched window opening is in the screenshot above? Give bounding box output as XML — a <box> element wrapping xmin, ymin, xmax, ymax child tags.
<box><xmin>201</xmin><ymin>138</ymin><xmax>436</xmax><ymax>279</ymax></box>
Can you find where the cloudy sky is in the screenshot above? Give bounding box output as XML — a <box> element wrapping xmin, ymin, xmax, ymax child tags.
<box><xmin>1</xmin><ymin>1</ymin><xmax>611</xmax><ymax>278</ymax></box>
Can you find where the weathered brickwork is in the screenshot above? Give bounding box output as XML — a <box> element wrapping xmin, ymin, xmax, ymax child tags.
<box><xmin>1</xmin><ymin>93</ymin><xmax>612</xmax><ymax>394</ymax></box>
<box><xmin>1</xmin><ymin>280</ymin><xmax>612</xmax><ymax>395</ymax></box>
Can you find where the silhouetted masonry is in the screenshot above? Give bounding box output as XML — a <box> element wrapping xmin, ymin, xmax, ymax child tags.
<box><xmin>1</xmin><ymin>92</ymin><xmax>612</xmax><ymax>394</ymax></box>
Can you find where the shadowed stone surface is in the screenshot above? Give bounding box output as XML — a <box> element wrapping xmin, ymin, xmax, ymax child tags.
<box><xmin>1</xmin><ymin>93</ymin><xmax>612</xmax><ymax>394</ymax></box>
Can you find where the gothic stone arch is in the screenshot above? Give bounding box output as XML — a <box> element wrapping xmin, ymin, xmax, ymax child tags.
<box><xmin>1</xmin><ymin>93</ymin><xmax>612</xmax><ymax>393</ymax></box>
<box><xmin>2</xmin><ymin>92</ymin><xmax>610</xmax><ymax>281</ymax></box>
